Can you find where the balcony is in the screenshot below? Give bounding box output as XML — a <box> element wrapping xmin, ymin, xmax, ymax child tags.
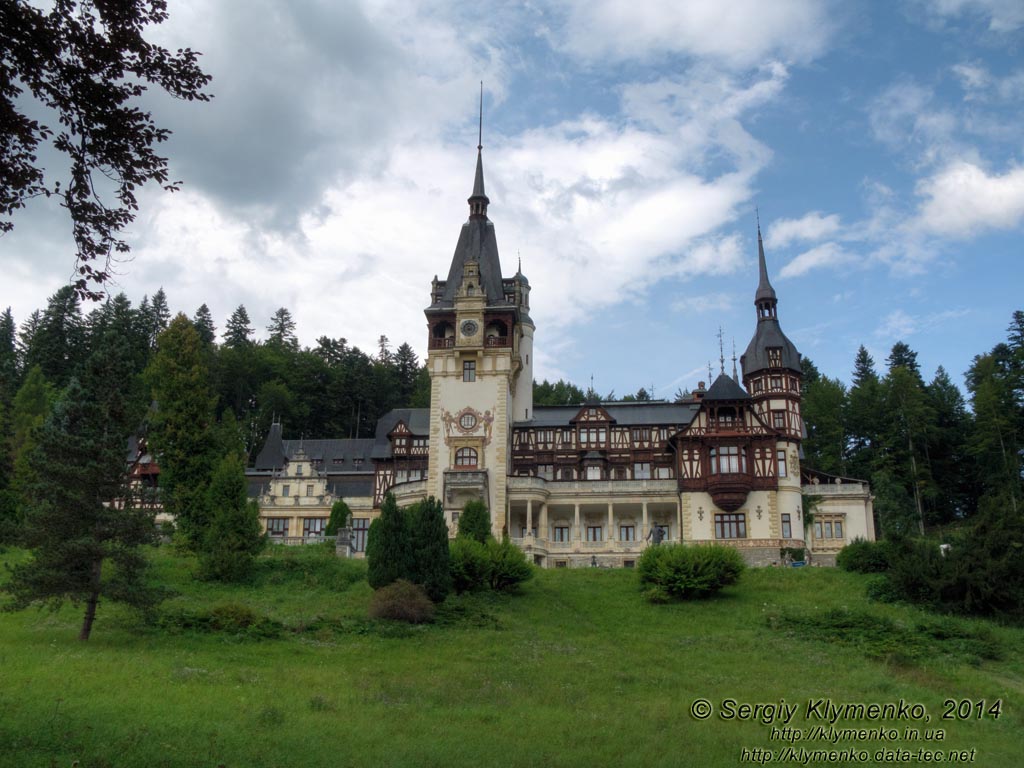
<box><xmin>485</xmin><ymin>335</ymin><xmax>509</xmax><ymax>348</ymax></box>
<box><xmin>706</xmin><ymin>473</ymin><xmax>753</xmax><ymax>512</ymax></box>
<box><xmin>443</xmin><ymin>469</ymin><xmax>489</xmax><ymax>505</ymax></box>
<box><xmin>428</xmin><ymin>337</ymin><xmax>455</xmax><ymax>350</ymax></box>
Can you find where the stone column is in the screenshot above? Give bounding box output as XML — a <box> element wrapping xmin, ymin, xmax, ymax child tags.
<box><xmin>573</xmin><ymin>503</ymin><xmax>581</xmax><ymax>543</ymax></box>
<box><xmin>526</xmin><ymin>499</ymin><xmax>534</xmax><ymax>540</ymax></box>
<box><xmin>540</xmin><ymin>502</ymin><xmax>549</xmax><ymax>541</ymax></box>
<box><xmin>607</xmin><ymin>502</ymin><xmax>615</xmax><ymax>542</ymax></box>
<box><xmin>641</xmin><ymin>502</ymin><xmax>649</xmax><ymax>539</ymax></box>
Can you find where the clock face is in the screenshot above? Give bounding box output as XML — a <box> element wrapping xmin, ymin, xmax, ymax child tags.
<box><xmin>460</xmin><ymin>320</ymin><xmax>478</xmax><ymax>336</ymax></box>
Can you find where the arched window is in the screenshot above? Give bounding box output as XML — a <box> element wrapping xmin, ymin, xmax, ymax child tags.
<box><xmin>455</xmin><ymin>447</ymin><xmax>478</xmax><ymax>468</ymax></box>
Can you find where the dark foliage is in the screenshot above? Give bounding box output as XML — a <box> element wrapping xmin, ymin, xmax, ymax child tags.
<box><xmin>457</xmin><ymin>499</ymin><xmax>491</xmax><ymax>543</ymax></box>
<box><xmin>836</xmin><ymin>538</ymin><xmax>893</xmax><ymax>573</ymax></box>
<box><xmin>486</xmin><ymin>537</ymin><xmax>534</xmax><ymax>592</ymax></box>
<box><xmin>408</xmin><ymin>496</ymin><xmax>452</xmax><ymax>602</ymax></box>
<box><xmin>448</xmin><ymin>537</ymin><xmax>491</xmax><ymax>594</ymax></box>
<box><xmin>198</xmin><ymin>453</ymin><xmax>265</xmax><ymax>582</ymax></box>
<box><xmin>1</xmin><ymin>0</ymin><xmax>212</xmax><ymax>299</ymax></box>
<box><xmin>637</xmin><ymin>543</ymin><xmax>745</xmax><ymax>601</ymax></box>
<box><xmin>365</xmin><ymin>493</ymin><xmax>411</xmax><ymax>589</ymax></box>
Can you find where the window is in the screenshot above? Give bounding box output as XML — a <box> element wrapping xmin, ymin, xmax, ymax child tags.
<box><xmin>777</xmin><ymin>449</ymin><xmax>787</xmax><ymax>478</ymax></box>
<box><xmin>352</xmin><ymin>518</ymin><xmax>369</xmax><ymax>552</ymax></box>
<box><xmin>553</xmin><ymin>526</ymin><xmax>570</xmax><ymax>542</ymax></box>
<box><xmin>579</xmin><ymin>427</ymin><xmax>607</xmax><ymax>446</ymax></box>
<box><xmin>654</xmin><ymin>466</ymin><xmax>673</xmax><ymax>479</ymax></box>
<box><xmin>771</xmin><ymin>376</ymin><xmax>782</xmax><ymax>390</ymax></box>
<box><xmin>586</xmin><ymin>526</ymin><xmax>603</xmax><ymax>542</ymax></box>
<box><xmin>834</xmin><ymin>521</ymin><xmax>844</xmax><ymax>539</ymax></box>
<box><xmin>306</xmin><ymin>484</ymin><xmax>314</xmax><ymax>497</ymax></box>
<box><xmin>620</xmin><ymin>525</ymin><xmax>636</xmax><ymax>541</ymax></box>
<box><xmin>455</xmin><ymin>447</ymin><xmax>478</xmax><ymax>468</ymax></box>
<box><xmin>613</xmin><ymin>466</ymin><xmax>627</xmax><ymax>480</ymax></box>
<box><xmin>537</xmin><ymin>464</ymin><xmax>554</xmax><ymax>480</ymax></box>
<box><xmin>451</xmin><ymin>512</ymin><xmax>460</xmax><ymax>525</ymax></box>
<box><xmin>555</xmin><ymin>560</ymin><xmax>568</xmax><ymax>568</ymax></box>
<box><xmin>585</xmin><ymin>466</ymin><xmax>602</xmax><ymax>480</ymax></box>
<box><xmin>814</xmin><ymin>521</ymin><xmax>822</xmax><ymax>539</ymax></box>
<box><xmin>560</xmin><ymin>467</ymin><xmax>574</xmax><ymax>481</ymax></box>
<box><xmin>520</xmin><ymin>527</ymin><xmax>537</xmax><ymax>538</ymax></box>
<box><xmin>303</xmin><ymin>518</ymin><xmax>326</xmax><ymax>537</ymax></box>
<box><xmin>463</xmin><ymin>360</ymin><xmax>476</xmax><ymax>382</ymax></box>
<box><xmin>266</xmin><ymin>518</ymin><xmax>289</xmax><ymax>537</ymax></box>
<box><xmin>281</xmin><ymin>484</ymin><xmax>291</xmax><ymax>497</ymax></box>
<box><xmin>767</xmin><ymin>347</ymin><xmax>782</xmax><ymax>367</ymax></box>
<box><xmin>752</xmin><ymin>379</ymin><xmax>763</xmax><ymax>393</ymax></box>
<box><xmin>715</xmin><ymin>513</ymin><xmax>746</xmax><ymax>539</ymax></box>
<box><xmin>772</xmin><ymin>412</ymin><xmax>786</xmax><ymax>429</ymax></box>
<box><xmin>623</xmin><ymin>560</ymin><xmax>635</xmax><ymax>569</ymax></box>
<box><xmin>633</xmin><ymin>462</ymin><xmax>651</xmax><ymax>479</ymax></box>
<box><xmin>824</xmin><ymin>521</ymin><xmax>833</xmax><ymax>539</ymax></box>
<box><xmin>459</xmin><ymin>413</ymin><xmax>477</xmax><ymax>429</ymax></box>
<box><xmin>296</xmin><ymin>464</ymin><xmax>304</xmax><ymax>476</ymax></box>
<box><xmin>781</xmin><ymin>513</ymin><xmax>792</xmax><ymax>539</ymax></box>
<box><xmin>710</xmin><ymin>446</ymin><xmax>746</xmax><ymax>474</ymax></box>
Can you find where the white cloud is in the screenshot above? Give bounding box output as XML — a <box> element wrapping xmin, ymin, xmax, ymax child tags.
<box><xmin>766</xmin><ymin>212</ymin><xmax>842</xmax><ymax>248</ymax></box>
<box><xmin>555</xmin><ymin>0</ymin><xmax>835</xmax><ymax>68</ymax></box>
<box><xmin>920</xmin><ymin>0</ymin><xmax>1024</xmax><ymax>32</ymax></box>
<box><xmin>779</xmin><ymin>243</ymin><xmax>854</xmax><ymax>278</ymax></box>
<box><xmin>868</xmin><ymin>81</ymin><xmax>959</xmax><ymax>167</ymax></box>
<box><xmin>875</xmin><ymin>309</ymin><xmax>918</xmax><ymax>339</ymax></box>
<box><xmin>671</xmin><ymin>293</ymin><xmax>737</xmax><ymax>315</ymax></box>
<box><xmin>913</xmin><ymin>160</ymin><xmax>1024</xmax><ymax>237</ymax></box>
<box><xmin>952</xmin><ymin>61</ymin><xmax>1024</xmax><ymax>102</ymax></box>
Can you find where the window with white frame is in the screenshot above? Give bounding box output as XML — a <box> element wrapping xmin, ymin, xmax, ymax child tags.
<box><xmin>585</xmin><ymin>466</ymin><xmax>602</xmax><ymax>480</ymax></box>
<box><xmin>633</xmin><ymin>462</ymin><xmax>651</xmax><ymax>479</ymax></box>
<box><xmin>303</xmin><ymin>518</ymin><xmax>326</xmax><ymax>537</ymax></box>
<box><xmin>455</xmin><ymin>447</ymin><xmax>478</xmax><ymax>468</ymax></box>
<box><xmin>352</xmin><ymin>518</ymin><xmax>369</xmax><ymax>552</ymax></box>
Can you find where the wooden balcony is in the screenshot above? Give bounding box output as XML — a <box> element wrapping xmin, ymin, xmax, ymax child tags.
<box><xmin>706</xmin><ymin>473</ymin><xmax>753</xmax><ymax>511</ymax></box>
<box><xmin>428</xmin><ymin>337</ymin><xmax>455</xmax><ymax>350</ymax></box>
<box><xmin>484</xmin><ymin>335</ymin><xmax>509</xmax><ymax>348</ymax></box>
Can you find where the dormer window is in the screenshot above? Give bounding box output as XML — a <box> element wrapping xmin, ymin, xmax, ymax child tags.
<box><xmin>767</xmin><ymin>347</ymin><xmax>782</xmax><ymax>367</ymax></box>
<box><xmin>296</xmin><ymin>464</ymin><xmax>304</xmax><ymax>476</ymax></box>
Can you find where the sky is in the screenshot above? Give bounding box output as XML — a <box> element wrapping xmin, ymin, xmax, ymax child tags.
<box><xmin>4</xmin><ymin>0</ymin><xmax>1024</xmax><ymax>399</ymax></box>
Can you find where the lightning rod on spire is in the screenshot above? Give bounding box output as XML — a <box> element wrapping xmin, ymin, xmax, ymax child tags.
<box><xmin>478</xmin><ymin>81</ymin><xmax>483</xmax><ymax>150</ymax></box>
<box><xmin>717</xmin><ymin>326</ymin><xmax>725</xmax><ymax>376</ymax></box>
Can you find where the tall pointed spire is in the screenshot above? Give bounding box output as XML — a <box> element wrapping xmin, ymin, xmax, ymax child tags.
<box><xmin>755</xmin><ymin>215</ymin><xmax>777</xmax><ymax>305</ymax></box>
<box><xmin>469</xmin><ymin>82</ymin><xmax>489</xmax><ymax>218</ymax></box>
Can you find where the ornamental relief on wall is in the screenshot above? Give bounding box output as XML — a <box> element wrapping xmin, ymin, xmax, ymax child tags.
<box><xmin>442</xmin><ymin>407</ymin><xmax>494</xmax><ymax>446</ymax></box>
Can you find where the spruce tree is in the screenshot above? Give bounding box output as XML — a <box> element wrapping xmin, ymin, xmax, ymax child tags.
<box><xmin>145</xmin><ymin>315</ymin><xmax>218</xmax><ymax>547</ymax></box>
<box><xmin>147</xmin><ymin>288</ymin><xmax>171</xmax><ymax>347</ymax></box>
<box><xmin>24</xmin><ymin>286</ymin><xmax>85</xmax><ymax>388</ymax></box>
<box><xmin>223</xmin><ymin>305</ymin><xmax>254</xmax><ymax>348</ymax></box>
<box><xmin>366</xmin><ymin>492</ymin><xmax>411</xmax><ymax>589</ymax></box>
<box><xmin>325</xmin><ymin>498</ymin><xmax>352</xmax><ymax>535</ymax></box>
<box><xmin>199</xmin><ymin>453</ymin><xmax>265</xmax><ymax>581</ymax></box>
<box><xmin>0</xmin><ymin>308</ymin><xmax>17</xmax><ymax>404</ymax></box>
<box><xmin>193</xmin><ymin>304</ymin><xmax>216</xmax><ymax>346</ymax></box>
<box><xmin>409</xmin><ymin>496</ymin><xmax>451</xmax><ymax>602</ymax></box>
<box><xmin>1</xmin><ymin>331</ymin><xmax>157</xmax><ymax>640</ymax></box>
<box><xmin>267</xmin><ymin>308</ymin><xmax>298</xmax><ymax>351</ymax></box>
<box><xmin>458</xmin><ymin>499</ymin><xmax>491</xmax><ymax>543</ymax></box>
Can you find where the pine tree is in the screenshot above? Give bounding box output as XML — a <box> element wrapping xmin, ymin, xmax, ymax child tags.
<box><xmin>967</xmin><ymin>353</ymin><xmax>1021</xmax><ymax>513</ymax></box>
<box><xmin>926</xmin><ymin>366</ymin><xmax>974</xmax><ymax>523</ymax></box>
<box><xmin>0</xmin><ymin>308</ymin><xmax>17</xmax><ymax>404</ymax></box>
<box><xmin>1</xmin><ymin>331</ymin><xmax>157</xmax><ymax>640</ymax></box>
<box><xmin>24</xmin><ymin>285</ymin><xmax>85</xmax><ymax>388</ymax></box>
<box><xmin>394</xmin><ymin>342</ymin><xmax>419</xmax><ymax>404</ymax></box>
<box><xmin>457</xmin><ymin>499</ymin><xmax>491</xmax><ymax>543</ymax></box>
<box><xmin>366</xmin><ymin>492</ymin><xmax>411</xmax><ymax>589</ymax></box>
<box><xmin>846</xmin><ymin>346</ymin><xmax>883</xmax><ymax>481</ymax></box>
<box><xmin>223</xmin><ymin>305</ymin><xmax>254</xmax><ymax>348</ymax></box>
<box><xmin>325</xmin><ymin>498</ymin><xmax>352</xmax><ymax>536</ymax></box>
<box><xmin>408</xmin><ymin>496</ymin><xmax>452</xmax><ymax>602</ymax></box>
<box><xmin>193</xmin><ymin>304</ymin><xmax>216</xmax><ymax>346</ymax></box>
<box><xmin>147</xmin><ymin>288</ymin><xmax>171</xmax><ymax>347</ymax></box>
<box><xmin>199</xmin><ymin>453</ymin><xmax>265</xmax><ymax>581</ymax></box>
<box><xmin>802</xmin><ymin>375</ymin><xmax>847</xmax><ymax>476</ymax></box>
<box><xmin>266</xmin><ymin>308</ymin><xmax>298</xmax><ymax>351</ymax></box>
<box><xmin>9</xmin><ymin>366</ymin><xmax>56</xmax><ymax>501</ymax></box>
<box><xmin>145</xmin><ymin>315</ymin><xmax>218</xmax><ymax>547</ymax></box>
<box><xmin>16</xmin><ymin>309</ymin><xmax>40</xmax><ymax>372</ymax></box>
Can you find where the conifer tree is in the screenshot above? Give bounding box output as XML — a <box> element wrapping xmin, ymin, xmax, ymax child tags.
<box><xmin>267</xmin><ymin>308</ymin><xmax>298</xmax><ymax>351</ymax></box>
<box><xmin>801</xmin><ymin>375</ymin><xmax>847</xmax><ymax>476</ymax></box>
<box><xmin>9</xmin><ymin>365</ymin><xmax>56</xmax><ymax>501</ymax></box>
<box><xmin>325</xmin><ymin>498</ymin><xmax>352</xmax><ymax>536</ymax></box>
<box><xmin>145</xmin><ymin>315</ymin><xmax>218</xmax><ymax>547</ymax></box>
<box><xmin>147</xmin><ymin>287</ymin><xmax>171</xmax><ymax>347</ymax></box>
<box><xmin>0</xmin><ymin>308</ymin><xmax>17</xmax><ymax>403</ymax></box>
<box><xmin>366</xmin><ymin>492</ymin><xmax>411</xmax><ymax>589</ymax></box>
<box><xmin>16</xmin><ymin>309</ymin><xmax>40</xmax><ymax>372</ymax></box>
<box><xmin>223</xmin><ymin>305</ymin><xmax>254</xmax><ymax>348</ymax></box>
<box><xmin>409</xmin><ymin>496</ymin><xmax>452</xmax><ymax>602</ymax></box>
<box><xmin>846</xmin><ymin>346</ymin><xmax>883</xmax><ymax>481</ymax></box>
<box><xmin>457</xmin><ymin>499</ymin><xmax>491</xmax><ymax>543</ymax></box>
<box><xmin>199</xmin><ymin>453</ymin><xmax>265</xmax><ymax>581</ymax></box>
<box><xmin>24</xmin><ymin>285</ymin><xmax>85</xmax><ymax>388</ymax></box>
<box><xmin>193</xmin><ymin>304</ymin><xmax>216</xmax><ymax>346</ymax></box>
<box><xmin>1</xmin><ymin>331</ymin><xmax>157</xmax><ymax>640</ymax></box>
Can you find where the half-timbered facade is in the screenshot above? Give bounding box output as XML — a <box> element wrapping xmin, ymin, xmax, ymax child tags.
<box><xmin>245</xmin><ymin>138</ymin><xmax>874</xmax><ymax>565</ymax></box>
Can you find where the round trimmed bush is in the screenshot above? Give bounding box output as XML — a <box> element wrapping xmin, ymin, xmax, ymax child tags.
<box><xmin>637</xmin><ymin>543</ymin><xmax>745</xmax><ymax>600</ymax></box>
<box><xmin>368</xmin><ymin>579</ymin><xmax>435</xmax><ymax>623</ymax></box>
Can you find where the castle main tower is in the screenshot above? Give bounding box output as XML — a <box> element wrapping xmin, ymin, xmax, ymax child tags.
<box><xmin>740</xmin><ymin>225</ymin><xmax>805</xmax><ymax>538</ymax></box>
<box><xmin>423</xmin><ymin>133</ymin><xmax>534</xmax><ymax>535</ymax></box>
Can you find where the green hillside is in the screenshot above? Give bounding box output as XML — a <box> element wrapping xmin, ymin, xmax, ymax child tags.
<box><xmin>1</xmin><ymin>546</ymin><xmax>1021</xmax><ymax>767</ymax></box>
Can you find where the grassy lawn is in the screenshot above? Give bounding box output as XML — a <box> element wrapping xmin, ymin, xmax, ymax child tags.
<box><xmin>1</xmin><ymin>546</ymin><xmax>1021</xmax><ymax>767</ymax></box>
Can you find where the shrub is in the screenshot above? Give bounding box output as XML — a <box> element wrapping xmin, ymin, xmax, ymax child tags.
<box><xmin>637</xmin><ymin>543</ymin><xmax>745</xmax><ymax>600</ymax></box>
<box><xmin>449</xmin><ymin>537</ymin><xmax>491</xmax><ymax>593</ymax></box>
<box><xmin>457</xmin><ymin>500</ymin><xmax>491</xmax><ymax>543</ymax></box>
<box><xmin>324</xmin><ymin>499</ymin><xmax>351</xmax><ymax>536</ymax></box>
<box><xmin>408</xmin><ymin>497</ymin><xmax>452</xmax><ymax>602</ymax></box>
<box><xmin>366</xmin><ymin>493</ymin><xmax>411</xmax><ymax>589</ymax></box>
<box><xmin>368</xmin><ymin>579</ymin><xmax>435</xmax><ymax>623</ymax></box>
<box><xmin>487</xmin><ymin>537</ymin><xmax>534</xmax><ymax>592</ymax></box>
<box><xmin>837</xmin><ymin>538</ymin><xmax>892</xmax><ymax>573</ymax></box>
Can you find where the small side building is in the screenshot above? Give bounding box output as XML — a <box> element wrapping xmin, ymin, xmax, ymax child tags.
<box><xmin>801</xmin><ymin>467</ymin><xmax>876</xmax><ymax>565</ymax></box>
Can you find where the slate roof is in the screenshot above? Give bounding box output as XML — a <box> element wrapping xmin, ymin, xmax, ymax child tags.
<box><xmin>741</xmin><ymin>319</ymin><xmax>802</xmax><ymax>375</ymax></box>
<box><xmin>251</xmin><ymin>422</ymin><xmax>377</xmax><ymax>474</ymax></box>
<box><xmin>703</xmin><ymin>373</ymin><xmax>751</xmax><ymax>401</ymax></box>
<box><xmin>516</xmin><ymin>402</ymin><xmax>700</xmax><ymax>429</ymax></box>
<box><xmin>372</xmin><ymin>408</ymin><xmax>431</xmax><ymax>459</ymax></box>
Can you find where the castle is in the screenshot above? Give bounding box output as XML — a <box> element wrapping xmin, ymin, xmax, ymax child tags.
<box><xmin>246</xmin><ymin>140</ymin><xmax>875</xmax><ymax>566</ymax></box>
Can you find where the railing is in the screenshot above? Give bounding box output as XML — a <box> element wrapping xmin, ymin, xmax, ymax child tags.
<box><xmin>428</xmin><ymin>337</ymin><xmax>455</xmax><ymax>349</ymax></box>
<box><xmin>485</xmin><ymin>335</ymin><xmax>509</xmax><ymax>347</ymax></box>
<box><xmin>802</xmin><ymin>482</ymin><xmax>868</xmax><ymax>495</ymax></box>
<box><xmin>268</xmin><ymin>535</ymin><xmax>337</xmax><ymax>546</ymax></box>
